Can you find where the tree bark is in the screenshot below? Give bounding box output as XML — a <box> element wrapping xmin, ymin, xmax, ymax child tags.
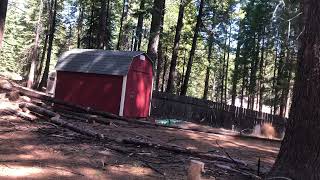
<box><xmin>77</xmin><ymin>0</ymin><xmax>84</xmax><ymax>48</ymax></box>
<box><xmin>161</xmin><ymin>47</ymin><xmax>168</xmax><ymax>92</ymax></box>
<box><xmin>270</xmin><ymin>1</ymin><xmax>320</xmax><ymax>179</ymax></box>
<box><xmin>117</xmin><ymin>0</ymin><xmax>129</xmax><ymax>50</ymax></box>
<box><xmin>224</xmin><ymin>25</ymin><xmax>232</xmax><ymax>103</ymax></box>
<box><xmin>155</xmin><ymin>0</ymin><xmax>166</xmax><ymax>91</ymax></box>
<box><xmin>98</xmin><ymin>0</ymin><xmax>107</xmax><ymax>49</ymax></box>
<box><xmin>39</xmin><ymin>0</ymin><xmax>58</xmax><ymax>89</ymax></box>
<box><xmin>166</xmin><ymin>0</ymin><xmax>189</xmax><ymax>93</ymax></box>
<box><xmin>231</xmin><ymin>24</ymin><xmax>243</xmax><ymax>106</ymax></box>
<box><xmin>0</xmin><ymin>0</ymin><xmax>8</xmax><ymax>48</ymax></box>
<box><xmin>180</xmin><ymin>0</ymin><xmax>204</xmax><ymax>96</ymax></box>
<box><xmin>27</xmin><ymin>0</ymin><xmax>44</xmax><ymax>88</ymax></box>
<box><xmin>203</xmin><ymin>34</ymin><xmax>213</xmax><ymax>100</ymax></box>
<box><xmin>35</xmin><ymin>31</ymin><xmax>49</xmax><ymax>89</ymax></box>
<box><xmin>134</xmin><ymin>0</ymin><xmax>145</xmax><ymax>51</ymax></box>
<box><xmin>88</xmin><ymin>4</ymin><xmax>95</xmax><ymax>48</ymax></box>
<box><xmin>147</xmin><ymin>0</ymin><xmax>165</xmax><ymax>67</ymax></box>
<box><xmin>258</xmin><ymin>31</ymin><xmax>266</xmax><ymax>112</ymax></box>
<box><xmin>220</xmin><ymin>38</ymin><xmax>227</xmax><ymax>103</ymax></box>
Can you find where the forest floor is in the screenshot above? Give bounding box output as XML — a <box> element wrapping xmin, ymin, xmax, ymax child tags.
<box><xmin>0</xmin><ymin>78</ymin><xmax>281</xmax><ymax>179</ymax></box>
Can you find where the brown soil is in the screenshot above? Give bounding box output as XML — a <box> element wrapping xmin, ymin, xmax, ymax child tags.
<box><xmin>0</xmin><ymin>97</ymin><xmax>280</xmax><ymax>179</ymax></box>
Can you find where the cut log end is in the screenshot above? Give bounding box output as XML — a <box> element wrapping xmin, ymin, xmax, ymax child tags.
<box><xmin>187</xmin><ymin>160</ymin><xmax>205</xmax><ymax>180</ymax></box>
<box><xmin>6</xmin><ymin>91</ymin><xmax>20</xmax><ymax>101</ymax></box>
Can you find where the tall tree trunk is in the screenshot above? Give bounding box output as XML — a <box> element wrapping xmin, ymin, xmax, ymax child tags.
<box><xmin>155</xmin><ymin>0</ymin><xmax>166</xmax><ymax>91</ymax></box>
<box><xmin>147</xmin><ymin>0</ymin><xmax>165</xmax><ymax>67</ymax></box>
<box><xmin>221</xmin><ymin>38</ymin><xmax>227</xmax><ymax>103</ymax></box>
<box><xmin>134</xmin><ymin>0</ymin><xmax>145</xmax><ymax>51</ymax></box>
<box><xmin>270</xmin><ymin>1</ymin><xmax>320</xmax><ymax>178</ymax></box>
<box><xmin>180</xmin><ymin>0</ymin><xmax>204</xmax><ymax>96</ymax></box>
<box><xmin>203</xmin><ymin>34</ymin><xmax>213</xmax><ymax>100</ymax></box>
<box><xmin>258</xmin><ymin>31</ymin><xmax>266</xmax><ymax>112</ymax></box>
<box><xmin>39</xmin><ymin>0</ymin><xmax>58</xmax><ymax>89</ymax></box>
<box><xmin>117</xmin><ymin>0</ymin><xmax>129</xmax><ymax>50</ymax></box>
<box><xmin>98</xmin><ymin>0</ymin><xmax>107</xmax><ymax>49</ymax></box>
<box><xmin>88</xmin><ymin>4</ymin><xmax>95</xmax><ymax>48</ymax></box>
<box><xmin>35</xmin><ymin>32</ymin><xmax>49</xmax><ymax>89</ymax></box>
<box><xmin>224</xmin><ymin>25</ymin><xmax>232</xmax><ymax>103</ymax></box>
<box><xmin>27</xmin><ymin>0</ymin><xmax>44</xmax><ymax>88</ymax></box>
<box><xmin>248</xmin><ymin>34</ymin><xmax>260</xmax><ymax>110</ymax></box>
<box><xmin>161</xmin><ymin>47</ymin><xmax>168</xmax><ymax>92</ymax></box>
<box><xmin>231</xmin><ymin>25</ymin><xmax>242</xmax><ymax>106</ymax></box>
<box><xmin>0</xmin><ymin>0</ymin><xmax>8</xmax><ymax>48</ymax></box>
<box><xmin>77</xmin><ymin>0</ymin><xmax>84</xmax><ymax>48</ymax></box>
<box><xmin>240</xmin><ymin>64</ymin><xmax>246</xmax><ymax>108</ymax></box>
<box><xmin>166</xmin><ymin>0</ymin><xmax>189</xmax><ymax>93</ymax></box>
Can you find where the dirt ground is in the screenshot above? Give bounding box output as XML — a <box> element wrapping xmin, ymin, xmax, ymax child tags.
<box><xmin>0</xmin><ymin>97</ymin><xmax>280</xmax><ymax>179</ymax></box>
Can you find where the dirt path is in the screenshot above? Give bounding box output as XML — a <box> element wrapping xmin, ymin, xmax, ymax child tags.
<box><xmin>0</xmin><ymin>98</ymin><xmax>280</xmax><ymax>179</ymax></box>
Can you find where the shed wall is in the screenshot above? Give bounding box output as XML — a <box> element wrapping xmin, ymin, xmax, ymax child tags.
<box><xmin>124</xmin><ymin>56</ymin><xmax>153</xmax><ymax>118</ymax></box>
<box><xmin>55</xmin><ymin>71</ymin><xmax>123</xmax><ymax>114</ymax></box>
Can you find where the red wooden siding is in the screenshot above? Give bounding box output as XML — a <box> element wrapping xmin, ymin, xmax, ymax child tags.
<box><xmin>124</xmin><ymin>56</ymin><xmax>153</xmax><ymax>118</ymax></box>
<box><xmin>55</xmin><ymin>71</ymin><xmax>123</xmax><ymax>114</ymax></box>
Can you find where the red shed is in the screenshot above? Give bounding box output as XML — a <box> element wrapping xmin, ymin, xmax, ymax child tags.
<box><xmin>54</xmin><ymin>49</ymin><xmax>154</xmax><ymax>118</ymax></box>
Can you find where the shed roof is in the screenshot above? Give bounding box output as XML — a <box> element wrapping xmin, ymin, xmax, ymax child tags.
<box><xmin>55</xmin><ymin>49</ymin><xmax>149</xmax><ymax>76</ymax></box>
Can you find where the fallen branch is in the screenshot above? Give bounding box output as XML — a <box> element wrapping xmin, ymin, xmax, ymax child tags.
<box><xmin>215</xmin><ymin>163</ymin><xmax>261</xmax><ymax>179</ymax></box>
<box><xmin>216</xmin><ymin>140</ymin><xmax>243</xmax><ymax>167</ymax></box>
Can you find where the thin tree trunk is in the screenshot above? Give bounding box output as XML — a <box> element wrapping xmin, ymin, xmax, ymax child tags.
<box><xmin>117</xmin><ymin>0</ymin><xmax>129</xmax><ymax>50</ymax></box>
<box><xmin>221</xmin><ymin>38</ymin><xmax>227</xmax><ymax>103</ymax></box>
<box><xmin>105</xmin><ymin>0</ymin><xmax>111</xmax><ymax>49</ymax></box>
<box><xmin>248</xmin><ymin>34</ymin><xmax>260</xmax><ymax>110</ymax></box>
<box><xmin>35</xmin><ymin>32</ymin><xmax>49</xmax><ymax>89</ymax></box>
<box><xmin>147</xmin><ymin>0</ymin><xmax>165</xmax><ymax>68</ymax></box>
<box><xmin>270</xmin><ymin>1</ymin><xmax>320</xmax><ymax>178</ymax></box>
<box><xmin>88</xmin><ymin>4</ymin><xmax>94</xmax><ymax>48</ymax></box>
<box><xmin>203</xmin><ymin>34</ymin><xmax>213</xmax><ymax>100</ymax></box>
<box><xmin>161</xmin><ymin>47</ymin><xmax>168</xmax><ymax>92</ymax></box>
<box><xmin>240</xmin><ymin>64</ymin><xmax>246</xmax><ymax>108</ymax></box>
<box><xmin>130</xmin><ymin>29</ymin><xmax>135</xmax><ymax>51</ymax></box>
<box><xmin>155</xmin><ymin>0</ymin><xmax>166</xmax><ymax>91</ymax></box>
<box><xmin>180</xmin><ymin>0</ymin><xmax>204</xmax><ymax>96</ymax></box>
<box><xmin>166</xmin><ymin>0</ymin><xmax>189</xmax><ymax>93</ymax></box>
<box><xmin>134</xmin><ymin>0</ymin><xmax>145</xmax><ymax>51</ymax></box>
<box><xmin>258</xmin><ymin>31</ymin><xmax>266</xmax><ymax>112</ymax></box>
<box><xmin>0</xmin><ymin>0</ymin><xmax>8</xmax><ymax>48</ymax></box>
<box><xmin>224</xmin><ymin>25</ymin><xmax>232</xmax><ymax>103</ymax></box>
<box><xmin>27</xmin><ymin>0</ymin><xmax>43</xmax><ymax>88</ymax></box>
<box><xmin>77</xmin><ymin>0</ymin><xmax>84</xmax><ymax>48</ymax></box>
<box><xmin>98</xmin><ymin>0</ymin><xmax>107</xmax><ymax>49</ymax></box>
<box><xmin>231</xmin><ymin>25</ymin><xmax>242</xmax><ymax>106</ymax></box>
<box><xmin>39</xmin><ymin>0</ymin><xmax>58</xmax><ymax>89</ymax></box>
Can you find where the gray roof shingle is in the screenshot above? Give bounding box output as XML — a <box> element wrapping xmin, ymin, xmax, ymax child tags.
<box><xmin>55</xmin><ymin>49</ymin><xmax>149</xmax><ymax>76</ymax></box>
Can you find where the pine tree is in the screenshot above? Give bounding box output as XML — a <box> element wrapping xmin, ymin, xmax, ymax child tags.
<box><xmin>180</xmin><ymin>0</ymin><xmax>204</xmax><ymax>96</ymax></box>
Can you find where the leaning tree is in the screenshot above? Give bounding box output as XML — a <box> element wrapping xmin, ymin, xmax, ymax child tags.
<box><xmin>270</xmin><ymin>0</ymin><xmax>320</xmax><ymax>179</ymax></box>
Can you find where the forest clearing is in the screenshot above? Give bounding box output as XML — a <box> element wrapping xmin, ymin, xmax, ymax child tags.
<box><xmin>1</xmin><ymin>0</ymin><xmax>320</xmax><ymax>179</ymax></box>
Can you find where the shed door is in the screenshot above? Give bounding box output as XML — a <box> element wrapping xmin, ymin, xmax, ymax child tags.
<box><xmin>124</xmin><ymin>70</ymin><xmax>152</xmax><ymax>118</ymax></box>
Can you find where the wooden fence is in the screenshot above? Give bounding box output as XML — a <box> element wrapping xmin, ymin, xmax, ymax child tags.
<box><xmin>151</xmin><ymin>91</ymin><xmax>287</xmax><ymax>138</ymax></box>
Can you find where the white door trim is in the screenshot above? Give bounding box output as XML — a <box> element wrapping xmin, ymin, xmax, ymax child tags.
<box><xmin>148</xmin><ymin>76</ymin><xmax>154</xmax><ymax>116</ymax></box>
<box><xmin>119</xmin><ymin>75</ymin><xmax>128</xmax><ymax>116</ymax></box>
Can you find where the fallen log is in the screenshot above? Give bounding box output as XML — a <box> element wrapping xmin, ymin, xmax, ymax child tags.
<box><xmin>19</xmin><ymin>103</ymin><xmax>104</xmax><ymax>139</ymax></box>
<box><xmin>50</xmin><ymin>115</ymin><xmax>103</xmax><ymax>139</ymax></box>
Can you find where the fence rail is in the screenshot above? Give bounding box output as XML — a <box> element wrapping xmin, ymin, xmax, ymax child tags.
<box><xmin>151</xmin><ymin>91</ymin><xmax>286</xmax><ymax>138</ymax></box>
